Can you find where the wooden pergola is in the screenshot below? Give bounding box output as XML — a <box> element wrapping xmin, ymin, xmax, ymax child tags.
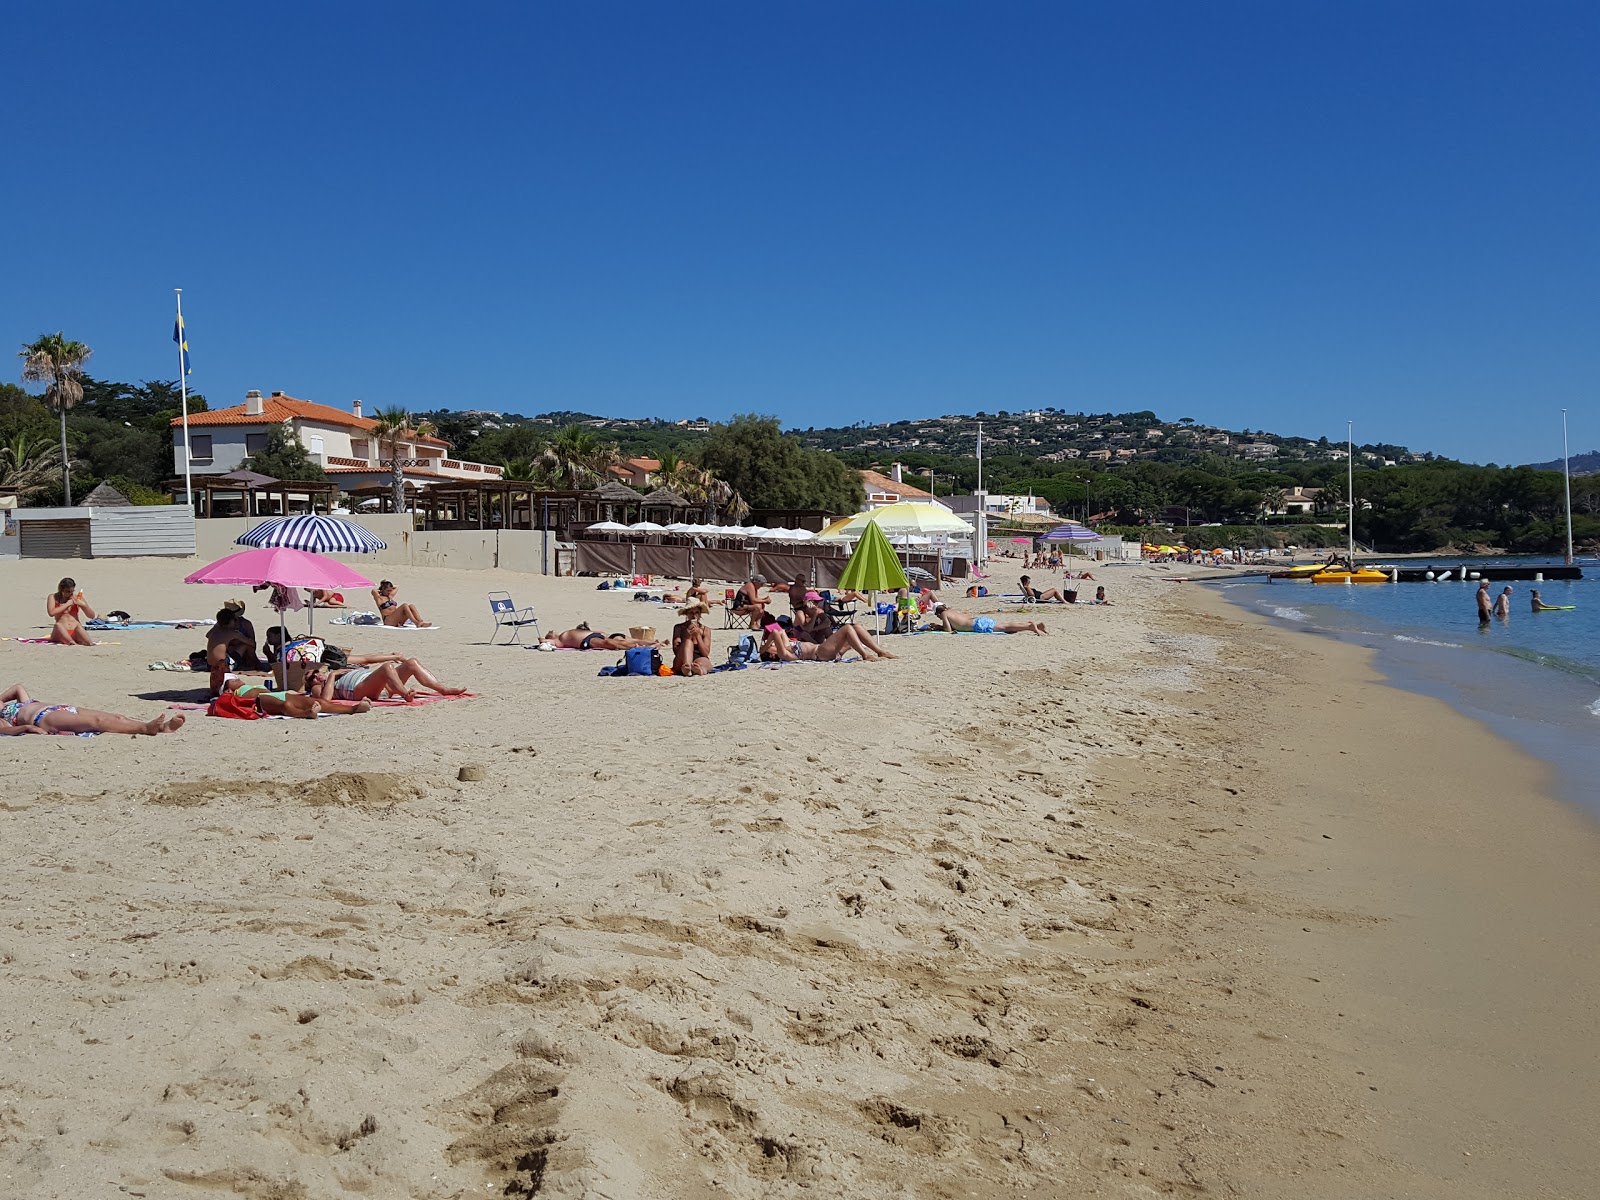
<box><xmin>169</xmin><ymin>471</ymin><xmax>338</xmax><ymax>518</ymax></box>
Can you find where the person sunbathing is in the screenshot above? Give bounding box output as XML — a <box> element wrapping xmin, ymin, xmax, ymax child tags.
<box><xmin>760</xmin><ymin>621</ymin><xmax>895</xmax><ymax>663</ymax></box>
<box><xmin>309</xmin><ymin>589</ymin><xmax>347</xmax><ymax>608</ymax></box>
<box><xmin>372</xmin><ymin>580</ymin><xmax>433</xmax><ymax>627</ymax></box>
<box><xmin>46</xmin><ymin>577</ymin><xmax>96</xmax><ymax>645</ymax></box>
<box><xmin>0</xmin><ymin>684</ymin><xmax>184</xmax><ymax>735</ymax></box>
<box><xmin>543</xmin><ymin>624</ymin><xmax>664</xmax><ymax>651</ymax></box>
<box><xmin>1018</xmin><ymin>575</ymin><xmax>1068</xmax><ymax>603</ymax></box>
<box><xmin>264</xmin><ymin>628</ymin><xmax>416</xmax><ymax>668</ymax></box>
<box><xmin>220</xmin><ymin>674</ymin><xmax>371</xmax><ymax>718</ymax></box>
<box><xmin>671</xmin><ymin>604</ymin><xmax>714</xmax><ymax>676</ymax></box>
<box><xmin>304</xmin><ymin>659</ymin><xmax>466</xmax><ymax>705</ymax></box>
<box><xmin>932</xmin><ymin>604</ymin><xmax>1047</xmax><ymax>634</ymax></box>
<box><xmin>686</xmin><ymin>579</ymin><xmax>712</xmax><ymax>605</ymax></box>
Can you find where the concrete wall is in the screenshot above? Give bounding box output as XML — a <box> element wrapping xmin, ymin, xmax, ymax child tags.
<box><xmin>191</xmin><ymin>516</ymin><xmax>560</xmax><ymax>574</ymax></box>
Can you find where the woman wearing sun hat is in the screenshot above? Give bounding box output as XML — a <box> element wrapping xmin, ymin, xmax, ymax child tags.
<box><xmin>672</xmin><ymin>602</ymin><xmax>714</xmax><ymax>676</ymax></box>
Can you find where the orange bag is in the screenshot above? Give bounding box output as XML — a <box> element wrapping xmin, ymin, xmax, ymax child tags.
<box><xmin>208</xmin><ymin>692</ymin><xmax>259</xmax><ymax>720</ymax></box>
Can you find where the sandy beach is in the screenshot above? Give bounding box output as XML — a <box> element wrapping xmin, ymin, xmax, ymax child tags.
<box><xmin>1</xmin><ymin>556</ymin><xmax>1596</xmax><ymax>1199</ymax></box>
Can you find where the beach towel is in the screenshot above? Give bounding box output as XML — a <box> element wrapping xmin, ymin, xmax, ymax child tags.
<box><xmin>87</xmin><ymin>619</ymin><xmax>207</xmax><ymax>630</ymax></box>
<box><xmin>2</xmin><ymin>637</ymin><xmax>121</xmax><ymax>645</ymax></box>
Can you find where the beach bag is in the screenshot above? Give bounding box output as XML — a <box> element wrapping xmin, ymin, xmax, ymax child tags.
<box><xmin>208</xmin><ymin>692</ymin><xmax>260</xmax><ymax>721</ymax></box>
<box><xmin>320</xmin><ymin>644</ymin><xmax>349</xmax><ymax>668</ymax></box>
<box><xmin>283</xmin><ymin>637</ymin><xmax>325</xmax><ymax>664</ymax></box>
<box><xmin>726</xmin><ymin>634</ymin><xmax>761</xmax><ymax>667</ymax></box>
<box><xmin>624</xmin><ymin>646</ymin><xmax>662</xmax><ymax>676</ymax></box>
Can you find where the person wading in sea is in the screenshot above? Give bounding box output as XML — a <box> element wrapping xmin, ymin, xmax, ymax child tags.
<box><xmin>1476</xmin><ymin>579</ymin><xmax>1493</xmax><ymax>625</ymax></box>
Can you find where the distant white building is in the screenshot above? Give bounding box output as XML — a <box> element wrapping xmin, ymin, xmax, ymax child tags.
<box><xmin>171</xmin><ymin>390</ymin><xmax>503</xmax><ymax>489</ymax></box>
<box><xmin>1237</xmin><ymin>442</ymin><xmax>1277</xmax><ymax>459</ymax></box>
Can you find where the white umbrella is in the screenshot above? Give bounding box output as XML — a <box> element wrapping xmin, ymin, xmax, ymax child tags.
<box><xmin>664</xmin><ymin>522</ymin><xmax>698</xmax><ymax>533</ymax></box>
<box><xmin>627</xmin><ymin>521</ymin><xmax>666</xmax><ymax>532</ymax></box>
<box><xmin>588</xmin><ymin>520</ymin><xmax>629</xmax><ymax>532</ymax></box>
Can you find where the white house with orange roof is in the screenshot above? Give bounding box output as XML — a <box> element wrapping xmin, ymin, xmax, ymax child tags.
<box><xmin>859</xmin><ymin>465</ymin><xmax>936</xmax><ymax>508</ymax></box>
<box><xmin>171</xmin><ymin>390</ymin><xmax>503</xmax><ymax>488</ymax></box>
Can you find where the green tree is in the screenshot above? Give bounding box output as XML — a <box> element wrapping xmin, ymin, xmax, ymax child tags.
<box><xmin>19</xmin><ymin>332</ymin><xmax>92</xmax><ymax>505</ymax></box>
<box><xmin>0</xmin><ymin>432</ymin><xmax>63</xmax><ymax>502</ymax></box>
<box><xmin>700</xmin><ymin>415</ymin><xmax>862</xmax><ymax>514</ymax></box>
<box><xmin>245</xmin><ymin>425</ymin><xmax>326</xmax><ymax>482</ymax></box>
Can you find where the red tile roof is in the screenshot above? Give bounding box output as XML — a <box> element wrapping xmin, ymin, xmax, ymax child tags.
<box><xmin>169</xmin><ymin>394</ymin><xmax>450</xmax><ymax>445</ymax></box>
<box><xmin>859</xmin><ymin>469</ymin><xmax>932</xmax><ymax>500</ymax></box>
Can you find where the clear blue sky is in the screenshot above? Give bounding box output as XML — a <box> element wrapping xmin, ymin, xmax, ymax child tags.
<box><xmin>6</xmin><ymin>2</ymin><xmax>1596</xmax><ymax>466</ymax></box>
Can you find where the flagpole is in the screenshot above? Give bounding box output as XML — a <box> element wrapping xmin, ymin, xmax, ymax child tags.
<box><xmin>1562</xmin><ymin>408</ymin><xmax>1574</xmax><ymax>566</ymax></box>
<box><xmin>974</xmin><ymin>421</ymin><xmax>987</xmax><ymax>569</ymax></box>
<box><xmin>176</xmin><ymin>288</ymin><xmax>193</xmax><ymax>510</ymax></box>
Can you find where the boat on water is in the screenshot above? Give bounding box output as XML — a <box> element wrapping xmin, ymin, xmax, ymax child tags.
<box><xmin>1309</xmin><ymin>566</ymin><xmax>1391</xmax><ymax>583</ymax></box>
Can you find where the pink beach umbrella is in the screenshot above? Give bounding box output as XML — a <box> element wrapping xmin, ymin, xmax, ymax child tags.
<box><xmin>186</xmin><ymin>547</ymin><xmax>375</xmax><ymax>655</ymax></box>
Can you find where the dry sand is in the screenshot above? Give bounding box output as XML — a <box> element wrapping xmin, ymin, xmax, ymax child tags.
<box><xmin>0</xmin><ymin>556</ymin><xmax>1596</xmax><ymax>1198</ymax></box>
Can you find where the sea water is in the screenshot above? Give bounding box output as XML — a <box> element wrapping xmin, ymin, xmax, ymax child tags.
<box><xmin>1221</xmin><ymin>557</ymin><xmax>1600</xmax><ymax>817</ymax></box>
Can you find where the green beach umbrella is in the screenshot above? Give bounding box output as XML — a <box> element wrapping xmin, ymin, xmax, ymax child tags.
<box><xmin>839</xmin><ymin>521</ymin><xmax>909</xmax><ymax>633</ymax></box>
<box><xmin>839</xmin><ymin>520</ymin><xmax>910</xmax><ymax>593</ymax></box>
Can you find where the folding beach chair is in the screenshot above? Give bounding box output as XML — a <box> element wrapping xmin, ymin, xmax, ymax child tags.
<box><xmin>820</xmin><ymin>590</ymin><xmax>857</xmax><ymax>625</ymax></box>
<box><xmin>724</xmin><ymin>589</ymin><xmax>754</xmax><ymax>630</ymax></box>
<box><xmin>488</xmin><ymin>591</ymin><xmax>541</xmax><ymax>645</ymax></box>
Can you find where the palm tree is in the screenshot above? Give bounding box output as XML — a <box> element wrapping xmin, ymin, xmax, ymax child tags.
<box><xmin>0</xmin><ymin>432</ymin><xmax>64</xmax><ymax>502</ymax></box>
<box><xmin>19</xmin><ymin>332</ymin><xmax>91</xmax><ymax>505</ymax></box>
<box><xmin>370</xmin><ymin>407</ymin><xmax>436</xmax><ymax>514</ymax></box>
<box><xmin>530</xmin><ymin>424</ymin><xmax>624</xmax><ymax>489</ymax></box>
<box><xmin>500</xmin><ymin>458</ymin><xmax>536</xmax><ymax>482</ymax></box>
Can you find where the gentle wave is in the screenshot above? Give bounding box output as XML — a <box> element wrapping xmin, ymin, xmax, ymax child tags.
<box><xmin>1393</xmin><ymin>634</ymin><xmax>1462</xmax><ymax>649</ymax></box>
<box><xmin>1267</xmin><ymin>605</ymin><xmax>1310</xmax><ymax>622</ymax></box>
<box><xmin>1589</xmin><ymin>696</ymin><xmax>1600</xmax><ymax>718</ymax></box>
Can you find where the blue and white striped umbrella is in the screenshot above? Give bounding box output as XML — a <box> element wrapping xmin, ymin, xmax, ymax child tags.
<box><xmin>1039</xmin><ymin>523</ymin><xmax>1102</xmax><ymax>542</ymax></box>
<box><xmin>237</xmin><ymin>514</ymin><xmax>387</xmax><ymax>553</ymax></box>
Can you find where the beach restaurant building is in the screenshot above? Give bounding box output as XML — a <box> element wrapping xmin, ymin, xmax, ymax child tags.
<box><xmin>170</xmin><ymin>390</ymin><xmax>504</xmax><ymax>499</ymax></box>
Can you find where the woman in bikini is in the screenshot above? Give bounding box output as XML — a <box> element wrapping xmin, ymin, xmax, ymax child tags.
<box><xmin>219</xmin><ymin>674</ymin><xmax>371</xmax><ymax>718</ymax></box>
<box><xmin>371</xmin><ymin>580</ymin><xmax>432</xmax><ymax>627</ymax></box>
<box><xmin>304</xmin><ymin>660</ymin><xmax>466</xmax><ymax>705</ymax></box>
<box><xmin>46</xmin><ymin>578</ymin><xmax>97</xmax><ymax>645</ymax></box>
<box><xmin>0</xmin><ymin>684</ymin><xmax>184</xmax><ymax>735</ymax></box>
<box><xmin>759</xmin><ymin>621</ymin><xmax>895</xmax><ymax>663</ymax></box>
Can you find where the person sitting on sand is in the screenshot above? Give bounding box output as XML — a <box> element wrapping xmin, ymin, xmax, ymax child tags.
<box><xmin>787</xmin><ymin>574</ymin><xmax>811</xmax><ymax>615</ymax></box>
<box><xmin>220</xmin><ymin>674</ymin><xmax>372</xmax><ymax>718</ymax></box>
<box><xmin>206</xmin><ymin>608</ymin><xmax>263</xmax><ymax>694</ymax></box>
<box><xmin>219</xmin><ymin>599</ymin><xmax>265</xmax><ymax>668</ymax></box>
<box><xmin>0</xmin><ymin>684</ymin><xmax>184</xmax><ymax>736</ymax></box>
<box><xmin>793</xmin><ymin>597</ymin><xmax>835</xmax><ymax>644</ymax></box>
<box><xmin>672</xmin><ymin>603</ymin><xmax>714</xmax><ymax>676</ymax></box>
<box><xmin>1018</xmin><ymin>575</ymin><xmax>1068</xmax><ymax>604</ymax></box>
<box><xmin>759</xmin><ymin>621</ymin><xmax>896</xmax><ymax>663</ymax></box>
<box><xmin>309</xmin><ymin>589</ymin><xmax>346</xmax><ymax>608</ymax></box>
<box><xmin>731</xmin><ymin>575</ymin><xmax>772</xmax><ymax>625</ymax></box>
<box><xmin>46</xmin><ymin>577</ymin><xmax>97</xmax><ymax>646</ymax></box>
<box><xmin>372</xmin><ymin>580</ymin><xmax>433</xmax><ymax>627</ymax></box>
<box><xmin>542</xmin><ymin>624</ymin><xmax>665</xmax><ymax>651</ymax></box>
<box><xmin>685</xmin><ymin>579</ymin><xmax>712</xmax><ymax>606</ymax></box>
<box><xmin>931</xmin><ymin>604</ymin><xmax>1047</xmax><ymax>635</ymax></box>
<box><xmin>1092</xmin><ymin>586</ymin><xmax>1112</xmax><ymax>605</ymax></box>
<box><xmin>304</xmin><ymin>659</ymin><xmax>466</xmax><ymax>705</ymax></box>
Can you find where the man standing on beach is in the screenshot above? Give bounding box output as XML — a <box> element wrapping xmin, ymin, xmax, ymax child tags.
<box><xmin>1476</xmin><ymin>579</ymin><xmax>1493</xmax><ymax>624</ymax></box>
<box><xmin>1493</xmin><ymin>586</ymin><xmax>1512</xmax><ymax>619</ymax></box>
